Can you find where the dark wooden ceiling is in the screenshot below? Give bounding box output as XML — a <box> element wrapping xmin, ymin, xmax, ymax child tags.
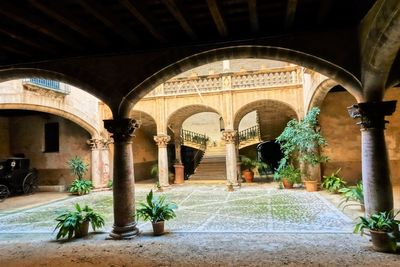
<box><xmin>0</xmin><ymin>0</ymin><xmax>376</xmax><ymax>67</ymax></box>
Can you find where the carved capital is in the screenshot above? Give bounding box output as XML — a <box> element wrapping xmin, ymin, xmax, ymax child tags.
<box><xmin>154</xmin><ymin>134</ymin><xmax>171</xmax><ymax>148</ymax></box>
<box><xmin>222</xmin><ymin>130</ymin><xmax>237</xmax><ymax>144</ymax></box>
<box><xmin>104</xmin><ymin>119</ymin><xmax>140</xmax><ymax>142</ymax></box>
<box><xmin>347</xmin><ymin>101</ymin><xmax>397</xmax><ymax>130</ymax></box>
<box><xmin>87</xmin><ymin>138</ymin><xmax>113</xmax><ymax>150</ymax></box>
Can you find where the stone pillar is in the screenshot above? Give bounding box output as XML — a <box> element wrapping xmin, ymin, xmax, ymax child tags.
<box><xmin>222</xmin><ymin>130</ymin><xmax>238</xmax><ymax>185</ymax></box>
<box><xmin>154</xmin><ymin>134</ymin><xmax>171</xmax><ymax>187</ymax></box>
<box><xmin>87</xmin><ymin>138</ymin><xmax>112</xmax><ymax>188</ymax></box>
<box><xmin>104</xmin><ymin>118</ymin><xmax>140</xmax><ymax>239</ymax></box>
<box><xmin>347</xmin><ymin>101</ymin><xmax>397</xmax><ymax>216</ymax></box>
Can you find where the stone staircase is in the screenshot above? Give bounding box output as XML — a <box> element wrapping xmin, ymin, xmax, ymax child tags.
<box><xmin>189</xmin><ymin>145</ymin><xmax>226</xmax><ymax>180</ymax></box>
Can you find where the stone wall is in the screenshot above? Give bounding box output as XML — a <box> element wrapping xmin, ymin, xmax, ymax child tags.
<box><xmin>132</xmin><ymin>128</ymin><xmax>158</xmax><ymax>181</ymax></box>
<box><xmin>9</xmin><ymin>114</ymin><xmax>91</xmax><ymax>186</ymax></box>
<box><xmin>319</xmin><ymin>88</ymin><xmax>400</xmax><ymax>185</ymax></box>
<box><xmin>0</xmin><ymin>117</ymin><xmax>10</xmax><ymax>158</ymax></box>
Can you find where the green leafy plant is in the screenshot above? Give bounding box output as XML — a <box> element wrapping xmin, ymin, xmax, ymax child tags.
<box><xmin>67</xmin><ymin>156</ymin><xmax>88</xmax><ymax>180</ymax></box>
<box><xmin>240</xmin><ymin>155</ymin><xmax>268</xmax><ymax>172</ymax></box>
<box><xmin>136</xmin><ymin>190</ymin><xmax>177</xmax><ymax>223</ymax></box>
<box><xmin>54</xmin><ymin>203</ymin><xmax>105</xmax><ymax>240</ymax></box>
<box><xmin>69</xmin><ymin>179</ymin><xmax>93</xmax><ymax>195</ymax></box>
<box><xmin>150</xmin><ymin>163</ymin><xmax>158</xmax><ymax>178</ymax></box>
<box><xmin>107</xmin><ymin>179</ymin><xmax>113</xmax><ymax>189</ymax></box>
<box><xmin>274</xmin><ymin>164</ymin><xmax>301</xmax><ymax>184</ymax></box>
<box><xmin>321</xmin><ymin>168</ymin><xmax>346</xmax><ymax>193</ymax></box>
<box><xmin>339</xmin><ymin>182</ymin><xmax>364</xmax><ymax>210</ymax></box>
<box><xmin>276</xmin><ymin>107</ymin><xmax>328</xmax><ymax>181</ymax></box>
<box><xmin>354</xmin><ymin>210</ymin><xmax>400</xmax><ymax>235</ymax></box>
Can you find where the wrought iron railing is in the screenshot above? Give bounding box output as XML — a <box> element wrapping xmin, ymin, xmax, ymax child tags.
<box><xmin>22</xmin><ymin>78</ymin><xmax>71</xmax><ymax>94</ymax></box>
<box><xmin>181</xmin><ymin>129</ymin><xmax>209</xmax><ymax>147</ymax></box>
<box><xmin>238</xmin><ymin>125</ymin><xmax>260</xmax><ymax>143</ymax></box>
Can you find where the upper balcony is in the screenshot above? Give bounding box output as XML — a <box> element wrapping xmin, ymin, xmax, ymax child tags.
<box><xmin>22</xmin><ymin>78</ymin><xmax>71</xmax><ymax>96</ymax></box>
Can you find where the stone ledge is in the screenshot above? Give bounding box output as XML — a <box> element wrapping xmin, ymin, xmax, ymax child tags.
<box><xmin>38</xmin><ymin>185</ymin><xmax>67</xmax><ymax>192</ymax></box>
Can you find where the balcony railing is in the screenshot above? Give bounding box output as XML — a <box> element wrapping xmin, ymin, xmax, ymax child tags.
<box><xmin>238</xmin><ymin>125</ymin><xmax>260</xmax><ymax>143</ymax></box>
<box><xmin>145</xmin><ymin>66</ymin><xmax>302</xmax><ymax>98</ymax></box>
<box><xmin>181</xmin><ymin>129</ymin><xmax>209</xmax><ymax>148</ymax></box>
<box><xmin>22</xmin><ymin>78</ymin><xmax>71</xmax><ymax>94</ymax></box>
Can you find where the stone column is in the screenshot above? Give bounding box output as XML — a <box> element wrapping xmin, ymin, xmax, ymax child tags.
<box><xmin>104</xmin><ymin>118</ymin><xmax>140</xmax><ymax>239</ymax></box>
<box><xmin>87</xmin><ymin>138</ymin><xmax>113</xmax><ymax>188</ymax></box>
<box><xmin>222</xmin><ymin>130</ymin><xmax>238</xmax><ymax>185</ymax></box>
<box><xmin>348</xmin><ymin>100</ymin><xmax>397</xmax><ymax>216</ymax></box>
<box><xmin>173</xmin><ymin>135</ymin><xmax>185</xmax><ymax>184</ymax></box>
<box><xmin>154</xmin><ymin>134</ymin><xmax>171</xmax><ymax>187</ymax></box>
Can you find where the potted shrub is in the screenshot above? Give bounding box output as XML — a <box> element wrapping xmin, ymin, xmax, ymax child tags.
<box><xmin>239</xmin><ymin>155</ymin><xmax>268</xmax><ymax>183</ymax></box>
<box><xmin>276</xmin><ymin>107</ymin><xmax>328</xmax><ymax>192</ymax></box>
<box><xmin>274</xmin><ymin>163</ymin><xmax>301</xmax><ymax>189</ymax></box>
<box><xmin>354</xmin><ymin>210</ymin><xmax>399</xmax><ymax>253</ymax></box>
<box><xmin>67</xmin><ymin>156</ymin><xmax>92</xmax><ymax>195</ymax></box>
<box><xmin>54</xmin><ymin>203</ymin><xmax>105</xmax><ymax>240</ymax></box>
<box><xmin>339</xmin><ymin>181</ymin><xmax>364</xmax><ymax>211</ymax></box>
<box><xmin>321</xmin><ymin>168</ymin><xmax>346</xmax><ymax>193</ymax></box>
<box><xmin>136</xmin><ymin>190</ymin><xmax>177</xmax><ymax>236</ymax></box>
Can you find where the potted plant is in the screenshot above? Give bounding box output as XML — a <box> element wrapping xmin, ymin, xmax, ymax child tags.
<box><xmin>321</xmin><ymin>168</ymin><xmax>346</xmax><ymax>193</ymax></box>
<box><xmin>54</xmin><ymin>203</ymin><xmax>105</xmax><ymax>240</ymax></box>
<box><xmin>339</xmin><ymin>181</ymin><xmax>364</xmax><ymax>211</ymax></box>
<box><xmin>354</xmin><ymin>210</ymin><xmax>399</xmax><ymax>253</ymax></box>
<box><xmin>276</xmin><ymin>107</ymin><xmax>328</xmax><ymax>192</ymax></box>
<box><xmin>239</xmin><ymin>155</ymin><xmax>268</xmax><ymax>183</ymax></box>
<box><xmin>274</xmin><ymin>163</ymin><xmax>301</xmax><ymax>189</ymax></box>
<box><xmin>136</xmin><ymin>190</ymin><xmax>177</xmax><ymax>236</ymax></box>
<box><xmin>67</xmin><ymin>156</ymin><xmax>92</xmax><ymax>195</ymax></box>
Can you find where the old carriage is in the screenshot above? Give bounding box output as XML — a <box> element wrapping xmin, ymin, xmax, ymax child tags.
<box><xmin>0</xmin><ymin>158</ymin><xmax>38</xmax><ymax>201</ymax></box>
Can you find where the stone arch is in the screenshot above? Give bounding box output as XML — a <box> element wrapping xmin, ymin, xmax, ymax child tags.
<box><xmin>234</xmin><ymin>99</ymin><xmax>298</xmax><ymax>139</ymax></box>
<box><xmin>121</xmin><ymin>45</ymin><xmax>363</xmax><ymax>116</ymax></box>
<box><xmin>166</xmin><ymin>104</ymin><xmax>224</xmax><ymax>135</ymax></box>
<box><xmin>130</xmin><ymin>110</ymin><xmax>157</xmax><ymax>136</ymax></box>
<box><xmin>0</xmin><ymin>103</ymin><xmax>99</xmax><ymax>138</ymax></box>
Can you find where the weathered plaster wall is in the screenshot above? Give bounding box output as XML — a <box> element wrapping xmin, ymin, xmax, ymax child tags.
<box><xmin>132</xmin><ymin>128</ymin><xmax>157</xmax><ymax>181</ymax></box>
<box><xmin>9</xmin><ymin>114</ymin><xmax>91</xmax><ymax>185</ymax></box>
<box><xmin>320</xmin><ymin>88</ymin><xmax>400</xmax><ymax>185</ymax></box>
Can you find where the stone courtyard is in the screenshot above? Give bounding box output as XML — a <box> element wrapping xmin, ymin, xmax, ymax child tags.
<box><xmin>1</xmin><ymin>182</ymin><xmax>399</xmax><ymax>266</ymax></box>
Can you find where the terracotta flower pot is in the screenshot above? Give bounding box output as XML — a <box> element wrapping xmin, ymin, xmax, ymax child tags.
<box><xmin>75</xmin><ymin>220</ymin><xmax>89</xmax><ymax>238</ymax></box>
<box><xmin>369</xmin><ymin>230</ymin><xmax>397</xmax><ymax>253</ymax></box>
<box><xmin>152</xmin><ymin>221</ymin><xmax>165</xmax><ymax>236</ymax></box>
<box><xmin>304</xmin><ymin>180</ymin><xmax>318</xmax><ymax>192</ymax></box>
<box><xmin>282</xmin><ymin>179</ymin><xmax>293</xmax><ymax>189</ymax></box>
<box><xmin>242</xmin><ymin>170</ymin><xmax>254</xmax><ymax>183</ymax></box>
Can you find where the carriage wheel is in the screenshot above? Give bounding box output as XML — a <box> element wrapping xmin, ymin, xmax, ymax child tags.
<box><xmin>0</xmin><ymin>185</ymin><xmax>9</xmax><ymax>201</ymax></box>
<box><xmin>22</xmin><ymin>171</ymin><xmax>38</xmax><ymax>194</ymax></box>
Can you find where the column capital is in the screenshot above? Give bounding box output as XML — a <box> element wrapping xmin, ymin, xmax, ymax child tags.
<box><xmin>104</xmin><ymin>119</ymin><xmax>140</xmax><ymax>142</ymax></box>
<box><xmin>221</xmin><ymin>129</ymin><xmax>237</xmax><ymax>144</ymax></box>
<box><xmin>154</xmin><ymin>134</ymin><xmax>171</xmax><ymax>148</ymax></box>
<box><xmin>87</xmin><ymin>138</ymin><xmax>113</xmax><ymax>150</ymax></box>
<box><xmin>347</xmin><ymin>100</ymin><xmax>397</xmax><ymax>129</ymax></box>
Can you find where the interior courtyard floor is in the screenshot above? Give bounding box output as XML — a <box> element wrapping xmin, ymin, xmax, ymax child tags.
<box><xmin>0</xmin><ymin>181</ymin><xmax>399</xmax><ymax>266</ymax></box>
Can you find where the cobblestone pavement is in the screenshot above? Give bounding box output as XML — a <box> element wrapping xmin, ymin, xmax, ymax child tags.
<box><xmin>0</xmin><ymin>183</ymin><xmax>352</xmax><ymax>235</ymax></box>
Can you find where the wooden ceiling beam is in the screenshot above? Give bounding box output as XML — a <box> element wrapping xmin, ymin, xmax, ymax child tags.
<box><xmin>118</xmin><ymin>0</ymin><xmax>167</xmax><ymax>43</ymax></box>
<box><xmin>207</xmin><ymin>0</ymin><xmax>228</xmax><ymax>37</ymax></box>
<box><xmin>285</xmin><ymin>0</ymin><xmax>298</xmax><ymax>30</ymax></box>
<box><xmin>77</xmin><ymin>0</ymin><xmax>139</xmax><ymax>45</ymax></box>
<box><xmin>28</xmin><ymin>0</ymin><xmax>109</xmax><ymax>46</ymax></box>
<box><xmin>161</xmin><ymin>0</ymin><xmax>197</xmax><ymax>40</ymax></box>
<box><xmin>248</xmin><ymin>0</ymin><xmax>259</xmax><ymax>32</ymax></box>
<box><xmin>0</xmin><ymin>4</ymin><xmax>82</xmax><ymax>50</ymax></box>
<box><xmin>0</xmin><ymin>26</ymin><xmax>53</xmax><ymax>53</ymax></box>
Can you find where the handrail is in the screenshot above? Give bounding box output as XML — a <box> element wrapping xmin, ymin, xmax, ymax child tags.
<box><xmin>181</xmin><ymin>129</ymin><xmax>209</xmax><ymax>148</ymax></box>
<box><xmin>238</xmin><ymin>125</ymin><xmax>260</xmax><ymax>143</ymax></box>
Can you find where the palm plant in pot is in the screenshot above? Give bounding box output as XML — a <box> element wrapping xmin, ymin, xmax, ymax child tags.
<box><xmin>339</xmin><ymin>181</ymin><xmax>364</xmax><ymax>211</ymax></box>
<box><xmin>67</xmin><ymin>156</ymin><xmax>92</xmax><ymax>195</ymax></box>
<box><xmin>239</xmin><ymin>155</ymin><xmax>268</xmax><ymax>183</ymax></box>
<box><xmin>354</xmin><ymin>210</ymin><xmax>400</xmax><ymax>253</ymax></box>
<box><xmin>321</xmin><ymin>168</ymin><xmax>347</xmax><ymax>193</ymax></box>
<box><xmin>276</xmin><ymin>107</ymin><xmax>328</xmax><ymax>192</ymax></box>
<box><xmin>136</xmin><ymin>190</ymin><xmax>177</xmax><ymax>236</ymax></box>
<box><xmin>54</xmin><ymin>203</ymin><xmax>105</xmax><ymax>240</ymax></box>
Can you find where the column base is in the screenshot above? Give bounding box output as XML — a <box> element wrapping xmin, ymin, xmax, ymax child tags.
<box><xmin>108</xmin><ymin>222</ymin><xmax>139</xmax><ymax>240</ymax></box>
